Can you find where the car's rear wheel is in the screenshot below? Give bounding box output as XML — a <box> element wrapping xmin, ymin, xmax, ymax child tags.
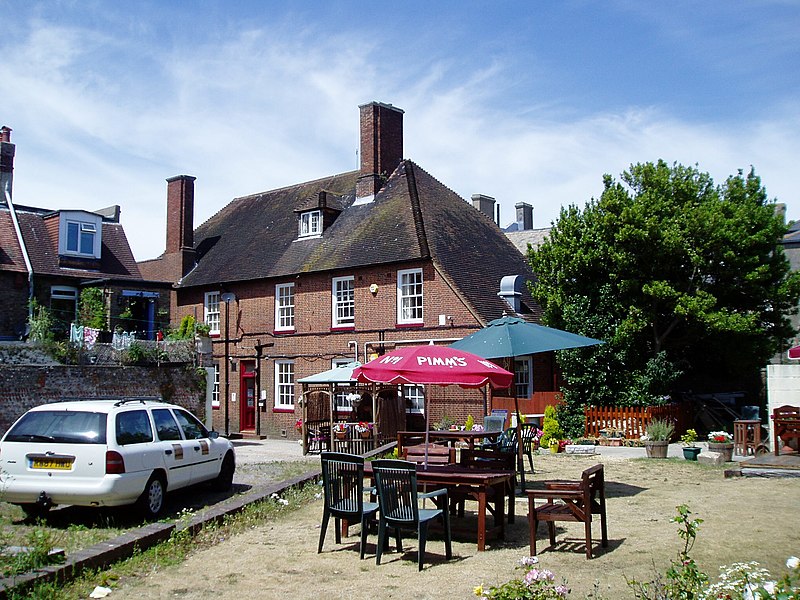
<box><xmin>136</xmin><ymin>474</ymin><xmax>166</xmax><ymax>519</ymax></box>
<box><xmin>211</xmin><ymin>452</ymin><xmax>235</xmax><ymax>491</ymax></box>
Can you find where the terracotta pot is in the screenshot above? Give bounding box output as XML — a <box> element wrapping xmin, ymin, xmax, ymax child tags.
<box><xmin>335</xmin><ymin>430</ymin><xmax>347</xmax><ymax>441</ymax></box>
<box><xmin>707</xmin><ymin>442</ymin><xmax>734</xmax><ymax>462</ymax></box>
<box><xmin>360</xmin><ymin>430</ymin><xmax>372</xmax><ymax>439</ymax></box>
<box><xmin>645</xmin><ymin>440</ymin><xmax>669</xmax><ymax>458</ymax></box>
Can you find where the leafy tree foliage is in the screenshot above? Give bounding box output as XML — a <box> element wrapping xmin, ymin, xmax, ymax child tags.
<box><xmin>79</xmin><ymin>288</ymin><xmax>107</xmax><ymax>330</ymax></box>
<box><xmin>530</xmin><ymin>161</ymin><xmax>800</xmax><ymax>423</ymax></box>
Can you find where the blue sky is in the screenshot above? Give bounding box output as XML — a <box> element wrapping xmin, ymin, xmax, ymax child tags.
<box><xmin>1</xmin><ymin>1</ymin><xmax>798</xmax><ymax>260</ymax></box>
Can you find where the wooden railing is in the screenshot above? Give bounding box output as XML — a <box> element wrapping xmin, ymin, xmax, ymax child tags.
<box><xmin>584</xmin><ymin>403</ymin><xmax>692</xmax><ymax>440</ymax></box>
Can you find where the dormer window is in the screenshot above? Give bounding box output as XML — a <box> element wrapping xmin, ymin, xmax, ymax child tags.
<box><xmin>67</xmin><ymin>221</ymin><xmax>96</xmax><ymax>254</ymax></box>
<box><xmin>299</xmin><ymin>210</ymin><xmax>321</xmax><ymax>238</ymax></box>
<box><xmin>57</xmin><ymin>211</ymin><xmax>102</xmax><ymax>259</ymax></box>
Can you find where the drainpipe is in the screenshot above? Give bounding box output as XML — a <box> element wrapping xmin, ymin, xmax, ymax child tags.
<box><xmin>1</xmin><ymin>128</ymin><xmax>34</xmax><ymax>332</ymax></box>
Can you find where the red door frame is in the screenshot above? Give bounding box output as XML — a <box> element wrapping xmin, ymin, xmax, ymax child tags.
<box><xmin>240</xmin><ymin>361</ymin><xmax>256</xmax><ymax>431</ymax></box>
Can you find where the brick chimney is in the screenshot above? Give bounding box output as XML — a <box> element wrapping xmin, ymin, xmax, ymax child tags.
<box><xmin>0</xmin><ymin>126</ymin><xmax>14</xmax><ymax>202</ymax></box>
<box><xmin>165</xmin><ymin>175</ymin><xmax>196</xmax><ymax>277</ymax></box>
<box><xmin>356</xmin><ymin>102</ymin><xmax>404</xmax><ymax>201</ymax></box>
<box><xmin>515</xmin><ymin>202</ymin><xmax>534</xmax><ymax>231</ymax></box>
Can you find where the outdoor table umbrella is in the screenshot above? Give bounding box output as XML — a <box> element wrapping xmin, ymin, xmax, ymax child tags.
<box><xmin>450</xmin><ymin>315</ymin><xmax>604</xmax><ymax>486</ymax></box>
<box><xmin>351</xmin><ymin>344</ymin><xmax>513</xmax><ymax>468</ymax></box>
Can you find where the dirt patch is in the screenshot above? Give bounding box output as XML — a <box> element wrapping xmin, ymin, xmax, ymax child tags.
<box><xmin>108</xmin><ymin>454</ymin><xmax>799</xmax><ymax>599</ymax></box>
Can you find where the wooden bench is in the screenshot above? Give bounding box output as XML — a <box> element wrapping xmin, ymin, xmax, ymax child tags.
<box><xmin>772</xmin><ymin>405</ymin><xmax>800</xmax><ymax>455</ymax></box>
<box><xmin>526</xmin><ymin>463</ymin><xmax>608</xmax><ymax>559</ymax></box>
<box><xmin>402</xmin><ymin>444</ymin><xmax>456</xmax><ymax>465</ymax></box>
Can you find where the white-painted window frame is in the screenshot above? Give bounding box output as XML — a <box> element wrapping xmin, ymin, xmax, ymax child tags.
<box><xmin>275</xmin><ymin>283</ymin><xmax>295</xmax><ymax>331</ymax></box>
<box><xmin>397</xmin><ymin>268</ymin><xmax>423</xmax><ymax>324</ymax></box>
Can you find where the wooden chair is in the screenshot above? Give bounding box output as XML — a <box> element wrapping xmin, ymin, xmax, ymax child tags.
<box><xmin>772</xmin><ymin>405</ymin><xmax>800</xmax><ymax>455</ymax></box>
<box><xmin>372</xmin><ymin>459</ymin><xmax>452</xmax><ymax>571</ymax></box>
<box><xmin>526</xmin><ymin>463</ymin><xmax>608</xmax><ymax>559</ymax></box>
<box><xmin>318</xmin><ymin>452</ymin><xmax>379</xmax><ymax>559</ymax></box>
<box><xmin>402</xmin><ymin>443</ymin><xmax>456</xmax><ymax>466</ymax></box>
<box><xmin>453</xmin><ymin>449</ymin><xmax>517</xmax><ymax>523</ymax></box>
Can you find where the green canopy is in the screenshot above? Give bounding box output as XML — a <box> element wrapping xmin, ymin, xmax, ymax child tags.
<box><xmin>449</xmin><ymin>315</ymin><xmax>603</xmax><ymax>358</ymax></box>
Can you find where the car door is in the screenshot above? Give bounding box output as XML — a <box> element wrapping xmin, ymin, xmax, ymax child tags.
<box><xmin>150</xmin><ymin>408</ymin><xmax>194</xmax><ymax>490</ymax></box>
<box><xmin>172</xmin><ymin>409</ymin><xmax>221</xmax><ymax>484</ymax></box>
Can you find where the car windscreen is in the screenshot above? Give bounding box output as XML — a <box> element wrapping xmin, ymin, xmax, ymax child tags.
<box><xmin>3</xmin><ymin>411</ymin><xmax>107</xmax><ymax>444</ymax></box>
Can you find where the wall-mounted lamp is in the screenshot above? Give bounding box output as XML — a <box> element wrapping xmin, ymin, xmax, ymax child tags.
<box><xmin>369</xmin><ymin>283</ymin><xmax>378</xmax><ymax>295</ymax></box>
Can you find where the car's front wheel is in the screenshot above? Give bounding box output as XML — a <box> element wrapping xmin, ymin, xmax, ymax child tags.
<box><xmin>136</xmin><ymin>474</ymin><xmax>166</xmax><ymax>519</ymax></box>
<box><xmin>211</xmin><ymin>452</ymin><xmax>235</xmax><ymax>491</ymax></box>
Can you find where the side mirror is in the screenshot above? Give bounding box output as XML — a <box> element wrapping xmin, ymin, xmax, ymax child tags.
<box><xmin>209</xmin><ymin>431</ymin><xmax>220</xmax><ymax>439</ymax></box>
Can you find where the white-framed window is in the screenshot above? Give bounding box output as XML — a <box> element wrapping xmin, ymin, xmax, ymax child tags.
<box><xmin>402</xmin><ymin>385</ymin><xmax>425</xmax><ymax>414</ymax></box>
<box><xmin>275</xmin><ymin>360</ymin><xmax>295</xmax><ymax>408</ymax></box>
<box><xmin>275</xmin><ymin>283</ymin><xmax>295</xmax><ymax>331</ymax></box>
<box><xmin>204</xmin><ymin>292</ymin><xmax>221</xmax><ymax>334</ymax></box>
<box><xmin>50</xmin><ymin>286</ymin><xmax>78</xmax><ymax>327</ymax></box>
<box><xmin>514</xmin><ymin>357</ymin><xmax>532</xmax><ymax>398</ymax></box>
<box><xmin>332</xmin><ymin>276</ymin><xmax>355</xmax><ymax>328</ymax></box>
<box><xmin>332</xmin><ymin>358</ymin><xmax>355</xmax><ymax>412</ymax></box>
<box><xmin>299</xmin><ymin>210</ymin><xmax>322</xmax><ymax>238</ymax></box>
<box><xmin>58</xmin><ymin>211</ymin><xmax>102</xmax><ymax>258</ymax></box>
<box><xmin>212</xmin><ymin>363</ymin><xmax>220</xmax><ymax>409</ymax></box>
<box><xmin>397</xmin><ymin>268</ymin><xmax>423</xmax><ymax>324</ymax></box>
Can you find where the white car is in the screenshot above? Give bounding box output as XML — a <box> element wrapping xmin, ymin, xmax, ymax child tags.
<box><xmin>0</xmin><ymin>399</ymin><xmax>235</xmax><ymax>519</ymax></box>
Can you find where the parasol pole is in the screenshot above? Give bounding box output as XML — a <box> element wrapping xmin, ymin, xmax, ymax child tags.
<box><xmin>423</xmin><ymin>386</ymin><xmax>430</xmax><ymax>470</ymax></box>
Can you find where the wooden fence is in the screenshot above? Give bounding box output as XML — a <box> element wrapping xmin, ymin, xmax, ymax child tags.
<box><xmin>584</xmin><ymin>403</ymin><xmax>692</xmax><ymax>440</ymax></box>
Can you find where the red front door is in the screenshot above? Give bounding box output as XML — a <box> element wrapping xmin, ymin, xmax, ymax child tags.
<box><xmin>240</xmin><ymin>361</ymin><xmax>256</xmax><ymax>430</ymax></box>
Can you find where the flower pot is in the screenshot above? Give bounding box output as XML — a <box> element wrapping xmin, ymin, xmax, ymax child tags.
<box><xmin>645</xmin><ymin>440</ymin><xmax>669</xmax><ymax>458</ymax></box>
<box><xmin>707</xmin><ymin>442</ymin><xmax>734</xmax><ymax>462</ymax></box>
<box><xmin>334</xmin><ymin>431</ymin><xmax>347</xmax><ymax>441</ymax></box>
<box><xmin>359</xmin><ymin>430</ymin><xmax>372</xmax><ymax>439</ymax></box>
<box><xmin>682</xmin><ymin>446</ymin><xmax>701</xmax><ymax>461</ymax></box>
<box><xmin>549</xmin><ymin>444</ymin><xmax>559</xmax><ymax>455</ymax></box>
<box><xmin>609</xmin><ymin>438</ymin><xmax>622</xmax><ymax>447</ymax></box>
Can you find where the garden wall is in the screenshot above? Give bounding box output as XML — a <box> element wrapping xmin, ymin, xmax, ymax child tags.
<box><xmin>0</xmin><ymin>364</ymin><xmax>205</xmax><ymax>435</ymax></box>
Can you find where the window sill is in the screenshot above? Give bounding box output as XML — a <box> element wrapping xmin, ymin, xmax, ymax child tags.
<box><xmin>273</xmin><ymin>329</ymin><xmax>296</xmax><ymax>335</ymax></box>
<box><xmin>330</xmin><ymin>325</ymin><xmax>355</xmax><ymax>332</ymax></box>
<box><xmin>396</xmin><ymin>322</ymin><xmax>424</xmax><ymax>329</ymax></box>
<box><xmin>272</xmin><ymin>407</ymin><xmax>295</xmax><ymax>413</ymax></box>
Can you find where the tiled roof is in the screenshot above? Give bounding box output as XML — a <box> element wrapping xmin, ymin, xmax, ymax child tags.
<box><xmin>181</xmin><ymin>160</ymin><xmax>539</xmax><ymax>323</ymax></box>
<box><xmin>0</xmin><ymin>209</ymin><xmax>28</xmax><ymax>273</ymax></box>
<box><xmin>0</xmin><ymin>206</ymin><xmax>143</xmax><ymax>281</ymax></box>
<box><xmin>505</xmin><ymin>228</ymin><xmax>552</xmax><ymax>255</ymax></box>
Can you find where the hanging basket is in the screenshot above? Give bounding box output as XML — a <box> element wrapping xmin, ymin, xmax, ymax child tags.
<box><xmin>359</xmin><ymin>430</ymin><xmax>372</xmax><ymax>439</ymax></box>
<box><xmin>334</xmin><ymin>430</ymin><xmax>348</xmax><ymax>441</ymax></box>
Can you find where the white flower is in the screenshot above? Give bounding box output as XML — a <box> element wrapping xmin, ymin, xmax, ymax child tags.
<box><xmin>763</xmin><ymin>581</ymin><xmax>776</xmax><ymax>594</ymax></box>
<box><xmin>787</xmin><ymin>556</ymin><xmax>799</xmax><ymax>570</ymax></box>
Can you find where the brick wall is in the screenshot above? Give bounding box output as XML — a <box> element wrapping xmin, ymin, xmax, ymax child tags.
<box><xmin>0</xmin><ymin>272</ymin><xmax>28</xmax><ymax>338</ymax></box>
<box><xmin>174</xmin><ymin>259</ymin><xmax>500</xmax><ymax>436</ymax></box>
<box><xmin>0</xmin><ymin>365</ymin><xmax>205</xmax><ymax>435</ymax></box>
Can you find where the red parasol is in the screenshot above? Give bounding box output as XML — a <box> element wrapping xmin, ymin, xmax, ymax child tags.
<box><xmin>352</xmin><ymin>344</ymin><xmax>513</xmax><ymax>389</ymax></box>
<box><xmin>352</xmin><ymin>344</ymin><xmax>513</xmax><ymax>469</ymax></box>
<box><xmin>789</xmin><ymin>345</ymin><xmax>800</xmax><ymax>360</ymax></box>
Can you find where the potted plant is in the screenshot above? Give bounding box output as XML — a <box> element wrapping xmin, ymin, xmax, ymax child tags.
<box><xmin>354</xmin><ymin>421</ymin><xmax>373</xmax><ymax>439</ymax></box>
<box><xmin>680</xmin><ymin>428</ymin><xmax>701</xmax><ymax>460</ymax></box>
<box><xmin>549</xmin><ymin>438</ymin><xmax>560</xmax><ymax>454</ymax></box>
<box><xmin>707</xmin><ymin>430</ymin><xmax>734</xmax><ymax>461</ymax></box>
<box><xmin>643</xmin><ymin>418</ymin><xmax>675</xmax><ymax>458</ymax></box>
<box><xmin>333</xmin><ymin>422</ymin><xmax>348</xmax><ymax>441</ymax></box>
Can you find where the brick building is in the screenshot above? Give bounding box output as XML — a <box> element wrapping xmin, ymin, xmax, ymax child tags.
<box><xmin>0</xmin><ymin>126</ymin><xmax>171</xmax><ymax>340</ymax></box>
<box><xmin>141</xmin><ymin>102</ymin><xmax>558</xmax><ymax>439</ymax></box>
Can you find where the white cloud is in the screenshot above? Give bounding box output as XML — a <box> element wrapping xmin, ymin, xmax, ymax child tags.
<box><xmin>2</xmin><ymin>10</ymin><xmax>799</xmax><ymax>263</ymax></box>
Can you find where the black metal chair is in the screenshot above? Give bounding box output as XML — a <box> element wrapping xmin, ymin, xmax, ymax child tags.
<box><xmin>372</xmin><ymin>459</ymin><xmax>453</xmax><ymax>571</ymax></box>
<box><xmin>519</xmin><ymin>423</ymin><xmax>540</xmax><ymax>473</ymax></box>
<box><xmin>318</xmin><ymin>452</ymin><xmax>379</xmax><ymax>559</ymax></box>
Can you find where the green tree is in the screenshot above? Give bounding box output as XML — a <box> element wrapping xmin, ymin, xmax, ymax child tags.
<box><xmin>530</xmin><ymin>161</ymin><xmax>800</xmax><ymax>430</ymax></box>
<box><xmin>79</xmin><ymin>288</ymin><xmax>107</xmax><ymax>330</ymax></box>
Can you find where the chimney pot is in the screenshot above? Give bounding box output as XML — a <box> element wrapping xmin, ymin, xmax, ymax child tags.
<box><xmin>0</xmin><ymin>126</ymin><xmax>11</xmax><ymax>143</ymax></box>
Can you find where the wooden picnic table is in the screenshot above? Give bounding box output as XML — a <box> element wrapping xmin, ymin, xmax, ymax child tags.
<box><xmin>364</xmin><ymin>462</ymin><xmax>514</xmax><ymax>551</ymax></box>
<box><xmin>396</xmin><ymin>429</ymin><xmax>502</xmax><ymax>456</ymax></box>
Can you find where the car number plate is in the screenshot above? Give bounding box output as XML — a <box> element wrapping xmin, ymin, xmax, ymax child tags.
<box><xmin>31</xmin><ymin>457</ymin><xmax>73</xmax><ymax>470</ymax></box>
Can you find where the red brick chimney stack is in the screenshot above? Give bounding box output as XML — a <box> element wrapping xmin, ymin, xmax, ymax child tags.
<box><xmin>166</xmin><ymin>175</ymin><xmax>195</xmax><ymax>254</ymax></box>
<box><xmin>0</xmin><ymin>126</ymin><xmax>11</xmax><ymax>143</ymax></box>
<box><xmin>165</xmin><ymin>175</ymin><xmax>196</xmax><ymax>277</ymax></box>
<box><xmin>356</xmin><ymin>102</ymin><xmax>404</xmax><ymax>201</ymax></box>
